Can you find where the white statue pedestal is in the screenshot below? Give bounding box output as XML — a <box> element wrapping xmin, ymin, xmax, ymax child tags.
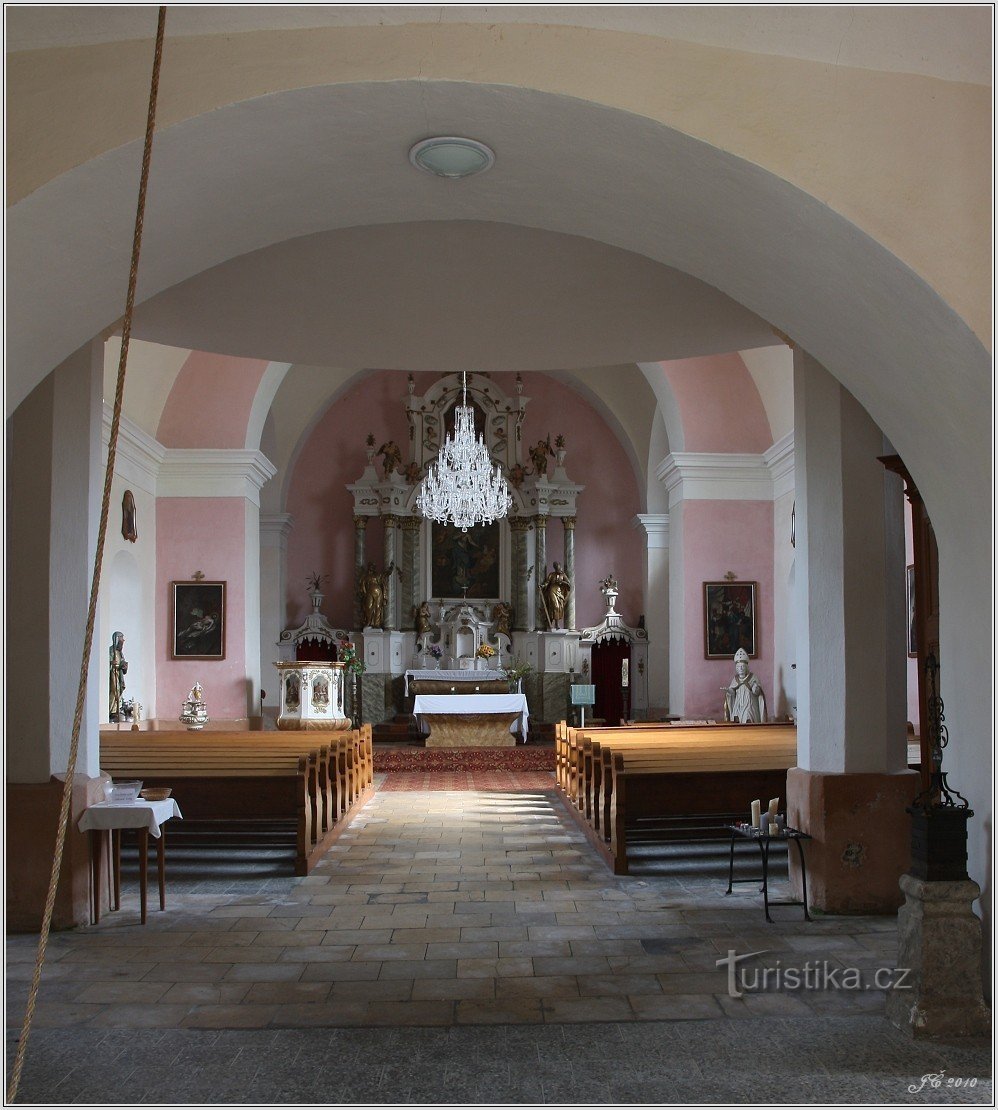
<box><xmin>275</xmin><ymin>661</ymin><xmax>350</xmax><ymax>731</ymax></box>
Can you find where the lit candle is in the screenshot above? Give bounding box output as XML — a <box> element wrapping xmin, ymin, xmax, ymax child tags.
<box><xmin>751</xmin><ymin>799</ymin><xmax>761</xmax><ymax>828</ymax></box>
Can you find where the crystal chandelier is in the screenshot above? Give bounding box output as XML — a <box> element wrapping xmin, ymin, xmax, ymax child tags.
<box><xmin>417</xmin><ymin>372</ymin><xmax>513</xmax><ymax>532</ymax></box>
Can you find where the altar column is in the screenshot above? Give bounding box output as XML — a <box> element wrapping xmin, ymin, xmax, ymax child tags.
<box><xmin>534</xmin><ymin>515</ymin><xmax>548</xmax><ymax>629</ymax></box>
<box><xmin>400</xmin><ymin>516</ymin><xmax>422</xmax><ymax>630</ymax></box>
<box><xmin>383</xmin><ymin>514</ymin><xmax>398</xmax><ymax>631</ymax></box>
<box><xmin>509</xmin><ymin>517</ymin><xmax>531</xmax><ymax>632</ymax></box>
<box><xmin>353</xmin><ymin>516</ymin><xmax>367</xmax><ymax>631</ymax></box>
<box><xmin>563</xmin><ymin>516</ymin><xmax>577</xmax><ymax>631</ymax></box>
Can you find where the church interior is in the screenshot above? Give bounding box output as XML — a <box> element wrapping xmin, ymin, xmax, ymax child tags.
<box><xmin>5</xmin><ymin>5</ymin><xmax>993</xmax><ymax>1105</ymax></box>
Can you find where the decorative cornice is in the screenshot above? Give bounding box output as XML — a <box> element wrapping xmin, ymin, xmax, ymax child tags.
<box><xmin>100</xmin><ymin>405</ymin><xmax>165</xmax><ymax>495</ymax></box>
<box><xmin>656</xmin><ymin>441</ymin><xmax>795</xmax><ymax>505</ymax></box>
<box><xmin>632</xmin><ymin>513</ymin><xmax>670</xmax><ymax>547</ymax></box>
<box><xmin>764</xmin><ymin>432</ymin><xmax>795</xmax><ymax>500</ymax></box>
<box><xmin>158</xmin><ymin>449</ymin><xmax>277</xmax><ymax>505</ymax></box>
<box><xmin>259</xmin><ymin>513</ymin><xmax>295</xmax><ymax>542</ymax></box>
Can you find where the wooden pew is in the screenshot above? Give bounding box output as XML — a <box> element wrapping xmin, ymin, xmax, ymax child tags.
<box><xmin>607</xmin><ymin>744</ymin><xmax>794</xmax><ymax>874</ymax></box>
<box><xmin>584</xmin><ymin>726</ymin><xmax>796</xmax><ymax>837</ymax></box>
<box><xmin>99</xmin><ymin>729</ymin><xmax>373</xmax><ymax>875</ymax></box>
<box><xmin>554</xmin><ymin>721</ymin><xmax>797</xmax><ymax>874</ymax></box>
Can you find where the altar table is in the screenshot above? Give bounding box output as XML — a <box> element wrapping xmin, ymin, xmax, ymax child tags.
<box><xmin>405</xmin><ymin>669</ymin><xmax>503</xmax><ymax>695</ymax></box>
<box><xmin>412</xmin><ymin>693</ymin><xmax>529</xmax><ymax>747</ymax></box>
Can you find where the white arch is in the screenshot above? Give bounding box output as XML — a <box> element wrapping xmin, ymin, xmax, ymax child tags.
<box><xmin>244</xmin><ymin>361</ymin><xmax>292</xmax><ymax>451</ymax></box>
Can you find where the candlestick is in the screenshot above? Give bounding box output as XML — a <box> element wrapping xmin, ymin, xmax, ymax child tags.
<box><xmin>750</xmin><ymin>799</ymin><xmax>761</xmax><ymax>828</ymax></box>
<box><xmin>768</xmin><ymin>797</ymin><xmax>779</xmax><ymax>817</ymax></box>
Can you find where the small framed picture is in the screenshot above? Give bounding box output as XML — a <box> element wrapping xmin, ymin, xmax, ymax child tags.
<box><xmin>171</xmin><ymin>580</ymin><xmax>226</xmax><ymax>659</ymax></box>
<box><xmin>704</xmin><ymin>581</ymin><xmax>758</xmax><ymax>659</ymax></box>
<box><xmin>906</xmin><ymin>564</ymin><xmax>917</xmax><ymax>658</ymax></box>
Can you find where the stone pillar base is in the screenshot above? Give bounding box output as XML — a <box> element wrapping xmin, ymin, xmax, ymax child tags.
<box><xmin>887</xmin><ymin>874</ymin><xmax>990</xmax><ymax>1037</ymax></box>
<box><xmin>786</xmin><ymin>766</ymin><xmax>918</xmax><ymax>914</ymax></box>
<box><xmin>7</xmin><ymin>774</ymin><xmax>105</xmax><ymax>931</ymax></box>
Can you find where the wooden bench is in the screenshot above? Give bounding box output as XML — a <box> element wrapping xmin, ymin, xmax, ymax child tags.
<box><xmin>606</xmin><ymin>743</ymin><xmax>796</xmax><ymax>873</ymax></box>
<box><xmin>99</xmin><ymin>728</ymin><xmax>373</xmax><ymax>875</ymax></box>
<box><xmin>555</xmin><ymin>721</ymin><xmax>797</xmax><ymax>874</ymax></box>
<box><xmin>585</xmin><ymin>727</ymin><xmax>796</xmax><ymax>836</ymax></box>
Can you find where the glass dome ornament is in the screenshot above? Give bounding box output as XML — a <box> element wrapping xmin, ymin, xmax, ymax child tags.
<box><xmin>417</xmin><ymin>372</ymin><xmax>513</xmax><ymax>532</ymax></box>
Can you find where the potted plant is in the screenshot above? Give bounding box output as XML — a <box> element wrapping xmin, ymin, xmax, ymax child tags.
<box><xmin>500</xmin><ymin>658</ymin><xmax>532</xmax><ymax>693</ymax></box>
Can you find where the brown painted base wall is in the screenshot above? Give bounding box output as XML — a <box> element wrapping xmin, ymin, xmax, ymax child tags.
<box><xmin>787</xmin><ymin>766</ymin><xmax>919</xmax><ymax>915</ymax></box>
<box><xmin>6</xmin><ymin>774</ymin><xmax>105</xmax><ymax>932</ymax></box>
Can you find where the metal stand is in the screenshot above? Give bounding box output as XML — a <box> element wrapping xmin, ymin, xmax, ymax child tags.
<box><xmin>726</xmin><ymin>825</ymin><xmax>812</xmax><ymax>923</ymax></box>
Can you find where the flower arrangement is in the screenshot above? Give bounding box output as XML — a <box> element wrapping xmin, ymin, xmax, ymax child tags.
<box><xmin>337</xmin><ymin>638</ymin><xmax>366</xmax><ymax>676</ymax></box>
<box><xmin>475</xmin><ymin>643</ymin><xmax>497</xmax><ymax>660</ymax></box>
<box><xmin>427</xmin><ymin>644</ymin><xmax>443</xmax><ymax>660</ymax></box>
<box><xmin>500</xmin><ymin>658</ymin><xmax>532</xmax><ymax>685</ymax></box>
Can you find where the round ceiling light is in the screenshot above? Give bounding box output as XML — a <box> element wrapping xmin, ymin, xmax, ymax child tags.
<box><xmin>408</xmin><ymin>136</ymin><xmax>495</xmax><ymax>178</ymax></box>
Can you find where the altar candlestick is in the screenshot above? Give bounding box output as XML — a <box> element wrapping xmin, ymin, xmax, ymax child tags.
<box><xmin>768</xmin><ymin>797</ymin><xmax>780</xmax><ymax>817</ymax></box>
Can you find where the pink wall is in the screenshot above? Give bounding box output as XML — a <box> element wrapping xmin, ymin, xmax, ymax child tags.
<box><xmin>284</xmin><ymin>371</ymin><xmax>643</xmax><ymax>632</ymax></box>
<box><xmin>157</xmin><ymin>351</ymin><xmax>269</xmax><ymax>448</ymax></box>
<box><xmin>156</xmin><ymin>498</ymin><xmax>248</xmax><ymax>718</ymax></box>
<box><xmin>661</xmin><ymin>354</ymin><xmax>773</xmax><ymax>453</ymax></box>
<box><xmin>681</xmin><ymin>499</ymin><xmax>775</xmax><ymax>718</ymax></box>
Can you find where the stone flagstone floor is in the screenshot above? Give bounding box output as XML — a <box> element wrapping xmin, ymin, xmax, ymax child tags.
<box><xmin>6</xmin><ymin>785</ymin><xmax>992</xmax><ymax>1103</ymax></box>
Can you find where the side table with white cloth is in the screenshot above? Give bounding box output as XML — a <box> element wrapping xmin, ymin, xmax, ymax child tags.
<box><xmin>78</xmin><ymin>800</ymin><xmax>182</xmax><ymax>924</ymax></box>
<box><xmin>412</xmin><ymin>693</ymin><xmax>529</xmax><ymax>747</ymax></box>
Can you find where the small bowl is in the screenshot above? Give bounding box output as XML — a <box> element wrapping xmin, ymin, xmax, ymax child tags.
<box><xmin>140</xmin><ymin>787</ymin><xmax>172</xmax><ymax>802</ymax></box>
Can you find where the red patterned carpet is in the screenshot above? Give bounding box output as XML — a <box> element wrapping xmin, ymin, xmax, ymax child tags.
<box><xmin>372</xmin><ymin>745</ymin><xmax>555</xmax><ymax>773</ymax></box>
<box><xmin>378</xmin><ymin>771</ymin><xmax>555</xmax><ymax>792</ymax></box>
<box><xmin>373</xmin><ymin>746</ymin><xmax>555</xmax><ymax>790</ymax></box>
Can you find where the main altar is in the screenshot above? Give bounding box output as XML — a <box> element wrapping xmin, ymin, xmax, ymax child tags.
<box><xmin>278</xmin><ymin>371</ymin><xmax>649</xmax><ymax>732</ymax></box>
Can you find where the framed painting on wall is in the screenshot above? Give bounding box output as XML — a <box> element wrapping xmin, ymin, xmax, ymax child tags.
<box><xmin>171</xmin><ymin>580</ymin><xmax>226</xmax><ymax>659</ymax></box>
<box><xmin>906</xmin><ymin>564</ymin><xmax>917</xmax><ymax>658</ymax></box>
<box><xmin>703</xmin><ymin>580</ymin><xmax>757</xmax><ymax>659</ymax></box>
<box><xmin>430</xmin><ymin>522</ymin><xmax>501</xmax><ymax>599</ymax></box>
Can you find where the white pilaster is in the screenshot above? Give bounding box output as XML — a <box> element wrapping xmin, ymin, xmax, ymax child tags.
<box><xmin>793</xmin><ymin>350</ymin><xmax>906</xmax><ymax>773</ymax></box>
<box><xmin>259</xmin><ymin>513</ymin><xmax>294</xmax><ymax>720</ymax></box>
<box><xmin>632</xmin><ymin>513</ymin><xmax>670</xmax><ymax>713</ymax></box>
<box><xmin>9</xmin><ymin>341</ymin><xmax>103</xmax><ymax>780</ymax></box>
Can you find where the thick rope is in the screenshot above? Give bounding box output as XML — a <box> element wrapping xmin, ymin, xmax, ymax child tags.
<box><xmin>7</xmin><ymin>8</ymin><xmax>167</xmax><ymax>1101</ymax></box>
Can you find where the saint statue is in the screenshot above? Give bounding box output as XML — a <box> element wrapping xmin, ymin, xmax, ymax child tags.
<box><xmin>724</xmin><ymin>647</ymin><xmax>766</xmax><ymax>723</ymax></box>
<box><xmin>108</xmin><ymin>631</ymin><xmax>128</xmax><ymax>722</ymax></box>
<box><xmin>540</xmin><ymin>563</ymin><xmax>571</xmax><ymax>630</ymax></box>
<box><xmin>376</xmin><ymin>440</ymin><xmax>403</xmax><ymax>478</ymax></box>
<box><xmin>529</xmin><ymin>436</ymin><xmax>554</xmax><ymax>477</ymax></box>
<box><xmin>414</xmin><ymin>600</ymin><xmax>434</xmax><ymax>647</ymax></box>
<box><xmin>491</xmin><ymin>600</ymin><xmax>512</xmax><ymax>638</ymax></box>
<box><xmin>359</xmin><ymin>561</ymin><xmax>395</xmax><ymax>628</ymax></box>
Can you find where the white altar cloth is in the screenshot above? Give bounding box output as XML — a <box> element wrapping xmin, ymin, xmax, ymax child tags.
<box><xmin>412</xmin><ymin>693</ymin><xmax>529</xmax><ymax>737</ymax></box>
<box><xmin>78</xmin><ymin>799</ymin><xmax>183</xmax><ymax>839</ymax></box>
<box><xmin>405</xmin><ymin>669</ymin><xmax>502</xmax><ymax>695</ymax></box>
